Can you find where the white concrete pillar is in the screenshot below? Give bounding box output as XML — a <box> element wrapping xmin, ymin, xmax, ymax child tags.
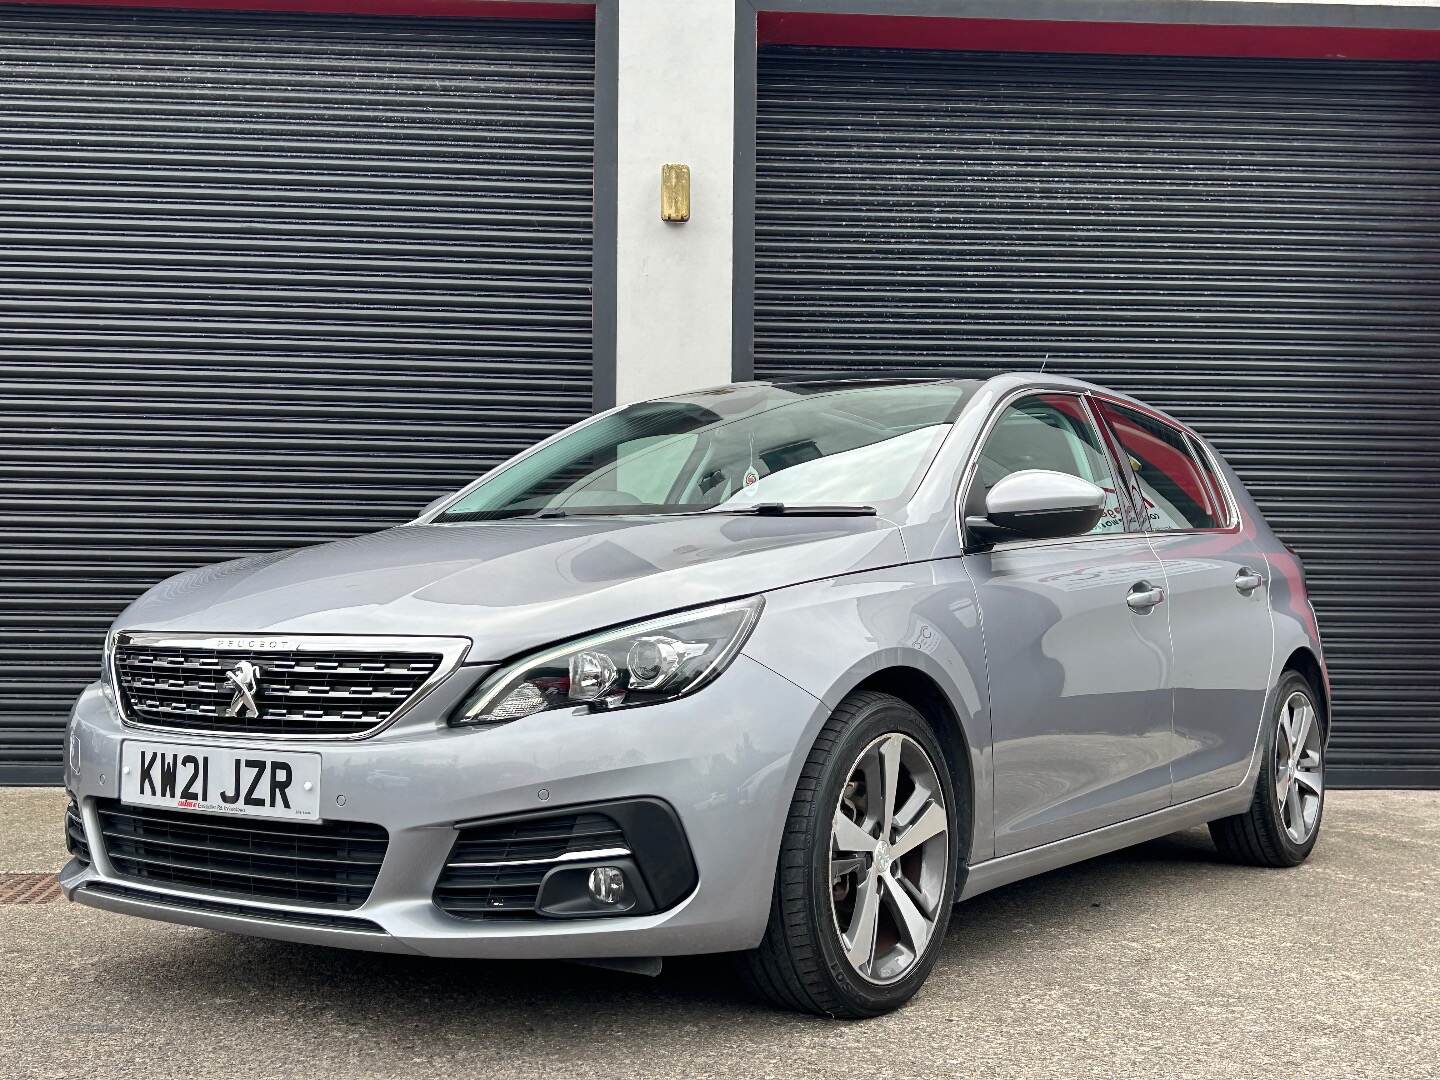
<box><xmin>612</xmin><ymin>0</ymin><xmax>736</xmax><ymax>405</ymax></box>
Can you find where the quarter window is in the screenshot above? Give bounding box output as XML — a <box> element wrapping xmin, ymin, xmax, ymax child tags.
<box><xmin>1096</xmin><ymin>401</ymin><xmax>1228</xmax><ymax>531</ymax></box>
<box><xmin>1184</xmin><ymin>433</ymin><xmax>1235</xmax><ymax>527</ymax></box>
<box><xmin>968</xmin><ymin>394</ymin><xmax>1127</xmax><ymax>536</ymax></box>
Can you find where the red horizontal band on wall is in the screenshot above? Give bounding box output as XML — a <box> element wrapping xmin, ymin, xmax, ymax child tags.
<box><xmin>0</xmin><ymin>0</ymin><xmax>593</xmax><ymax>18</ymax></box>
<box><xmin>757</xmin><ymin>12</ymin><xmax>1440</xmax><ymax>61</ymax></box>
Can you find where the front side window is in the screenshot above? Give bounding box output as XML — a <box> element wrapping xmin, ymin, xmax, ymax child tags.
<box><xmin>967</xmin><ymin>393</ymin><xmax>1127</xmax><ymax>535</ymax></box>
<box><xmin>1096</xmin><ymin>401</ymin><xmax>1227</xmax><ymax>531</ymax></box>
<box><xmin>435</xmin><ymin>381</ymin><xmax>980</xmax><ymax>521</ymax></box>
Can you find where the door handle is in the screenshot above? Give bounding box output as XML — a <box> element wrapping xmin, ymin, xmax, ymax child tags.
<box><xmin>1126</xmin><ymin>581</ymin><xmax>1165</xmax><ymax>613</ymax></box>
<box><xmin>1234</xmin><ymin>567</ymin><xmax>1265</xmax><ymax>594</ymax></box>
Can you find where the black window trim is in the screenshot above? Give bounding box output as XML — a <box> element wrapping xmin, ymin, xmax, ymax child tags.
<box><xmin>1079</xmin><ymin>393</ymin><xmax>1148</xmax><ymax>534</ymax></box>
<box><xmin>1088</xmin><ymin>393</ymin><xmax>1241</xmax><ymax>537</ymax></box>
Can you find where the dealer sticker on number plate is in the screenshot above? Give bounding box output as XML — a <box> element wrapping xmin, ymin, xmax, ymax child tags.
<box><xmin>120</xmin><ymin>740</ymin><xmax>322</xmax><ymax>822</ymax></box>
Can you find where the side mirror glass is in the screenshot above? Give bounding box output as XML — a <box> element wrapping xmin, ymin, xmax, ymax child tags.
<box><xmin>968</xmin><ymin>469</ymin><xmax>1106</xmax><ymax>544</ymax></box>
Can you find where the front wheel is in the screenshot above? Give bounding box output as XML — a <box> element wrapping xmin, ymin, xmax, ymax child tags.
<box><xmin>739</xmin><ymin>691</ymin><xmax>960</xmax><ymax>1018</ymax></box>
<box><xmin>1209</xmin><ymin>671</ymin><xmax>1325</xmax><ymax>868</ymax></box>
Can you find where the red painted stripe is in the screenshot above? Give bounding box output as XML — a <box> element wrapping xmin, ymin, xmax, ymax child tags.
<box><xmin>0</xmin><ymin>0</ymin><xmax>593</xmax><ymax>18</ymax></box>
<box><xmin>757</xmin><ymin>12</ymin><xmax>1440</xmax><ymax>62</ymax></box>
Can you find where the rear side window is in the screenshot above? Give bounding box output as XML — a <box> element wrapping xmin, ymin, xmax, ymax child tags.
<box><xmin>1096</xmin><ymin>401</ymin><xmax>1228</xmax><ymax>531</ymax></box>
<box><xmin>969</xmin><ymin>393</ymin><xmax>1127</xmax><ymax>535</ymax></box>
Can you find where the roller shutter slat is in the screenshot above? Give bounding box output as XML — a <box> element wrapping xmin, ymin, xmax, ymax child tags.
<box><xmin>756</xmin><ymin>46</ymin><xmax>1440</xmax><ymax>788</ymax></box>
<box><xmin>0</xmin><ymin>6</ymin><xmax>595</xmax><ymax>781</ymax></box>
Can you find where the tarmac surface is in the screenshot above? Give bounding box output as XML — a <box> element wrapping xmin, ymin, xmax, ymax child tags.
<box><xmin>2</xmin><ymin>786</ymin><xmax>1436</xmax><ymax>1079</ymax></box>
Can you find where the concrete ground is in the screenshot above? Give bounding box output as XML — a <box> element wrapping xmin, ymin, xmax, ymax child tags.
<box><xmin>1</xmin><ymin>788</ymin><xmax>1436</xmax><ymax>1080</ymax></box>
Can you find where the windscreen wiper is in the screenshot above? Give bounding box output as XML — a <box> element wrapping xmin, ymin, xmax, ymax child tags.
<box><xmin>707</xmin><ymin>503</ymin><xmax>877</xmax><ymax>517</ymax></box>
<box><xmin>531</xmin><ymin>508</ymin><xmax>643</xmax><ymax>518</ymax></box>
<box><xmin>529</xmin><ymin>505</ymin><xmax>690</xmax><ymax>519</ymax></box>
<box><xmin>460</xmin><ymin>503</ymin><xmax>879</xmax><ymax>521</ymax></box>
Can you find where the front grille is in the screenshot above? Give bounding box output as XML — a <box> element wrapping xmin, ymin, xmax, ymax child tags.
<box><xmin>65</xmin><ymin>798</ymin><xmax>90</xmax><ymax>865</ymax></box>
<box><xmin>96</xmin><ymin>800</ymin><xmax>388</xmax><ymax>909</ymax></box>
<box><xmin>434</xmin><ymin>811</ymin><xmax>628</xmax><ymax>920</ymax></box>
<box><xmin>115</xmin><ymin>640</ymin><xmax>445</xmax><ymax>737</ymax></box>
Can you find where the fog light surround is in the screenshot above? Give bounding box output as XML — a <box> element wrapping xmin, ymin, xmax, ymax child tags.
<box><xmin>534</xmin><ymin>856</ymin><xmax>653</xmax><ymax>918</ymax></box>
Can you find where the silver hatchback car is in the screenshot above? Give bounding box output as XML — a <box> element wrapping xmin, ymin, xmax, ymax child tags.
<box><xmin>61</xmin><ymin>373</ymin><xmax>1328</xmax><ymax>1017</ymax></box>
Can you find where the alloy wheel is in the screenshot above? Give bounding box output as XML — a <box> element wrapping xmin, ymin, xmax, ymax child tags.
<box><xmin>829</xmin><ymin>732</ymin><xmax>949</xmax><ymax>985</ymax></box>
<box><xmin>1274</xmin><ymin>690</ymin><xmax>1324</xmax><ymax>845</ymax></box>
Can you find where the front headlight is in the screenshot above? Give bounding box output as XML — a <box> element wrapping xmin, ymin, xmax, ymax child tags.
<box><xmin>451</xmin><ymin>597</ymin><xmax>764</xmax><ymax>727</ymax></box>
<box><xmin>99</xmin><ymin>626</ymin><xmax>120</xmax><ymax>705</ymax></box>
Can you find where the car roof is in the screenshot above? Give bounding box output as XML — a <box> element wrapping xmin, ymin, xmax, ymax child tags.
<box><xmin>748</xmin><ymin>370</ymin><xmax>1110</xmax><ymax>399</ymax></box>
<box><xmin>732</xmin><ymin>371</ymin><xmax>1204</xmax><ymax>442</ymax></box>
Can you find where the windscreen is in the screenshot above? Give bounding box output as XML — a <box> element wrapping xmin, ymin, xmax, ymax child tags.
<box><xmin>434</xmin><ymin>381</ymin><xmax>977</xmax><ymax>522</ymax></box>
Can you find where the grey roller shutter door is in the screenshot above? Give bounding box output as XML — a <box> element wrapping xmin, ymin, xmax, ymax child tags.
<box><xmin>0</xmin><ymin>6</ymin><xmax>595</xmax><ymax>782</ymax></box>
<box><xmin>755</xmin><ymin>46</ymin><xmax>1440</xmax><ymax>788</ymax></box>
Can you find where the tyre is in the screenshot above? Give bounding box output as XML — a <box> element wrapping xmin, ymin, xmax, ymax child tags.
<box><xmin>740</xmin><ymin>691</ymin><xmax>961</xmax><ymax>1018</ymax></box>
<box><xmin>1209</xmin><ymin>671</ymin><xmax>1325</xmax><ymax>868</ymax></box>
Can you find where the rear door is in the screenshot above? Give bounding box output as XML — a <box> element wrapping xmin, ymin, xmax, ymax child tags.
<box><xmin>1094</xmin><ymin>399</ymin><xmax>1275</xmax><ymax>802</ymax></box>
<box><xmin>965</xmin><ymin>392</ymin><xmax>1175</xmax><ymax>855</ymax></box>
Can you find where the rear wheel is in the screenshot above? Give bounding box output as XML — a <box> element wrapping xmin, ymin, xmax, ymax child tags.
<box><xmin>1209</xmin><ymin>671</ymin><xmax>1325</xmax><ymax>867</ymax></box>
<box><xmin>740</xmin><ymin>691</ymin><xmax>960</xmax><ymax>1018</ymax></box>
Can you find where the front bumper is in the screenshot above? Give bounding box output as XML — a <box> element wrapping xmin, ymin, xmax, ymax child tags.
<box><xmin>62</xmin><ymin>654</ymin><xmax>827</xmax><ymax>959</ymax></box>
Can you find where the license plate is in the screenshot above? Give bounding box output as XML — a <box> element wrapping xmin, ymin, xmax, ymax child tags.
<box><xmin>120</xmin><ymin>740</ymin><xmax>322</xmax><ymax>822</ymax></box>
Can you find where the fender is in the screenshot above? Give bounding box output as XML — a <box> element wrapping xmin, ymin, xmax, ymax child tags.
<box><xmin>741</xmin><ymin>560</ymin><xmax>996</xmax><ymax>863</ymax></box>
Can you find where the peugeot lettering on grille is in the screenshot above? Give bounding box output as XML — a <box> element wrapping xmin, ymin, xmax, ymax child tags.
<box><xmin>222</xmin><ymin>659</ymin><xmax>262</xmax><ymax>719</ymax></box>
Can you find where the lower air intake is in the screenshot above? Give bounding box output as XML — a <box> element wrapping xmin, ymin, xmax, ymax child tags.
<box><xmin>96</xmin><ymin>800</ymin><xmax>387</xmax><ymax>909</ymax></box>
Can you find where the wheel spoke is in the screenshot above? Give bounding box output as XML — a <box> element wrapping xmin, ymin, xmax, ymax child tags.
<box><xmin>843</xmin><ymin>874</ymin><xmax>881</xmax><ymax>972</ymax></box>
<box><xmin>1275</xmin><ymin>770</ymin><xmax>1293</xmax><ymax>811</ymax></box>
<box><xmin>890</xmin><ymin>800</ymin><xmax>946</xmax><ymax>860</ymax></box>
<box><xmin>1285</xmin><ymin>779</ymin><xmax>1304</xmax><ymax>837</ymax></box>
<box><xmin>892</xmin><ymin>781</ymin><xmax>933</xmax><ymax>834</ymax></box>
<box><xmin>879</xmin><ymin>734</ymin><xmax>903</xmax><ymax>840</ymax></box>
<box><xmin>830</xmin><ymin>855</ymin><xmax>867</xmax><ymax>882</ymax></box>
<box><xmin>1291</xmin><ymin>704</ymin><xmax>1314</xmax><ymax>764</ymax></box>
<box><xmin>1294</xmin><ymin>766</ymin><xmax>1324</xmax><ymax>800</ymax></box>
<box><xmin>1283</xmin><ymin>698</ymin><xmax>1302</xmax><ymax>753</ymax></box>
<box><xmin>833</xmin><ymin>809</ymin><xmax>876</xmax><ymax>854</ymax></box>
<box><xmin>892</xmin><ymin>866</ymin><xmax>935</xmax><ymax>917</ymax></box>
<box><xmin>882</xmin><ymin>874</ymin><xmax>933</xmax><ymax>956</ymax></box>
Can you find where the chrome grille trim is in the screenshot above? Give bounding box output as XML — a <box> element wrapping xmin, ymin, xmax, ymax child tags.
<box><xmin>112</xmin><ymin>632</ymin><xmax>470</xmax><ymax>741</ymax></box>
<box><xmin>448</xmin><ymin>846</ymin><xmax>632</xmax><ymax>870</ymax></box>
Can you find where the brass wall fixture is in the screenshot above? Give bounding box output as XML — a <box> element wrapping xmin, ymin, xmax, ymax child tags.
<box><xmin>660</xmin><ymin>163</ymin><xmax>690</xmax><ymax>222</ymax></box>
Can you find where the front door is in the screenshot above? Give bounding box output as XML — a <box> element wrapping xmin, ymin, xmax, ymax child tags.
<box><xmin>963</xmin><ymin>393</ymin><xmax>1175</xmax><ymax>856</ymax></box>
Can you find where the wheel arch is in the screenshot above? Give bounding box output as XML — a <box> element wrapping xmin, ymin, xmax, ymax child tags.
<box><xmin>1281</xmin><ymin>646</ymin><xmax>1330</xmax><ymax>740</ymax></box>
<box><xmin>844</xmin><ymin>665</ymin><xmax>977</xmax><ymax>871</ymax></box>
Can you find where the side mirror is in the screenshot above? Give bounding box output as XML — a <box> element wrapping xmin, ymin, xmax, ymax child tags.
<box><xmin>966</xmin><ymin>469</ymin><xmax>1106</xmax><ymax>546</ymax></box>
<box><xmin>411</xmin><ymin>493</ymin><xmax>454</xmax><ymax>524</ymax></box>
